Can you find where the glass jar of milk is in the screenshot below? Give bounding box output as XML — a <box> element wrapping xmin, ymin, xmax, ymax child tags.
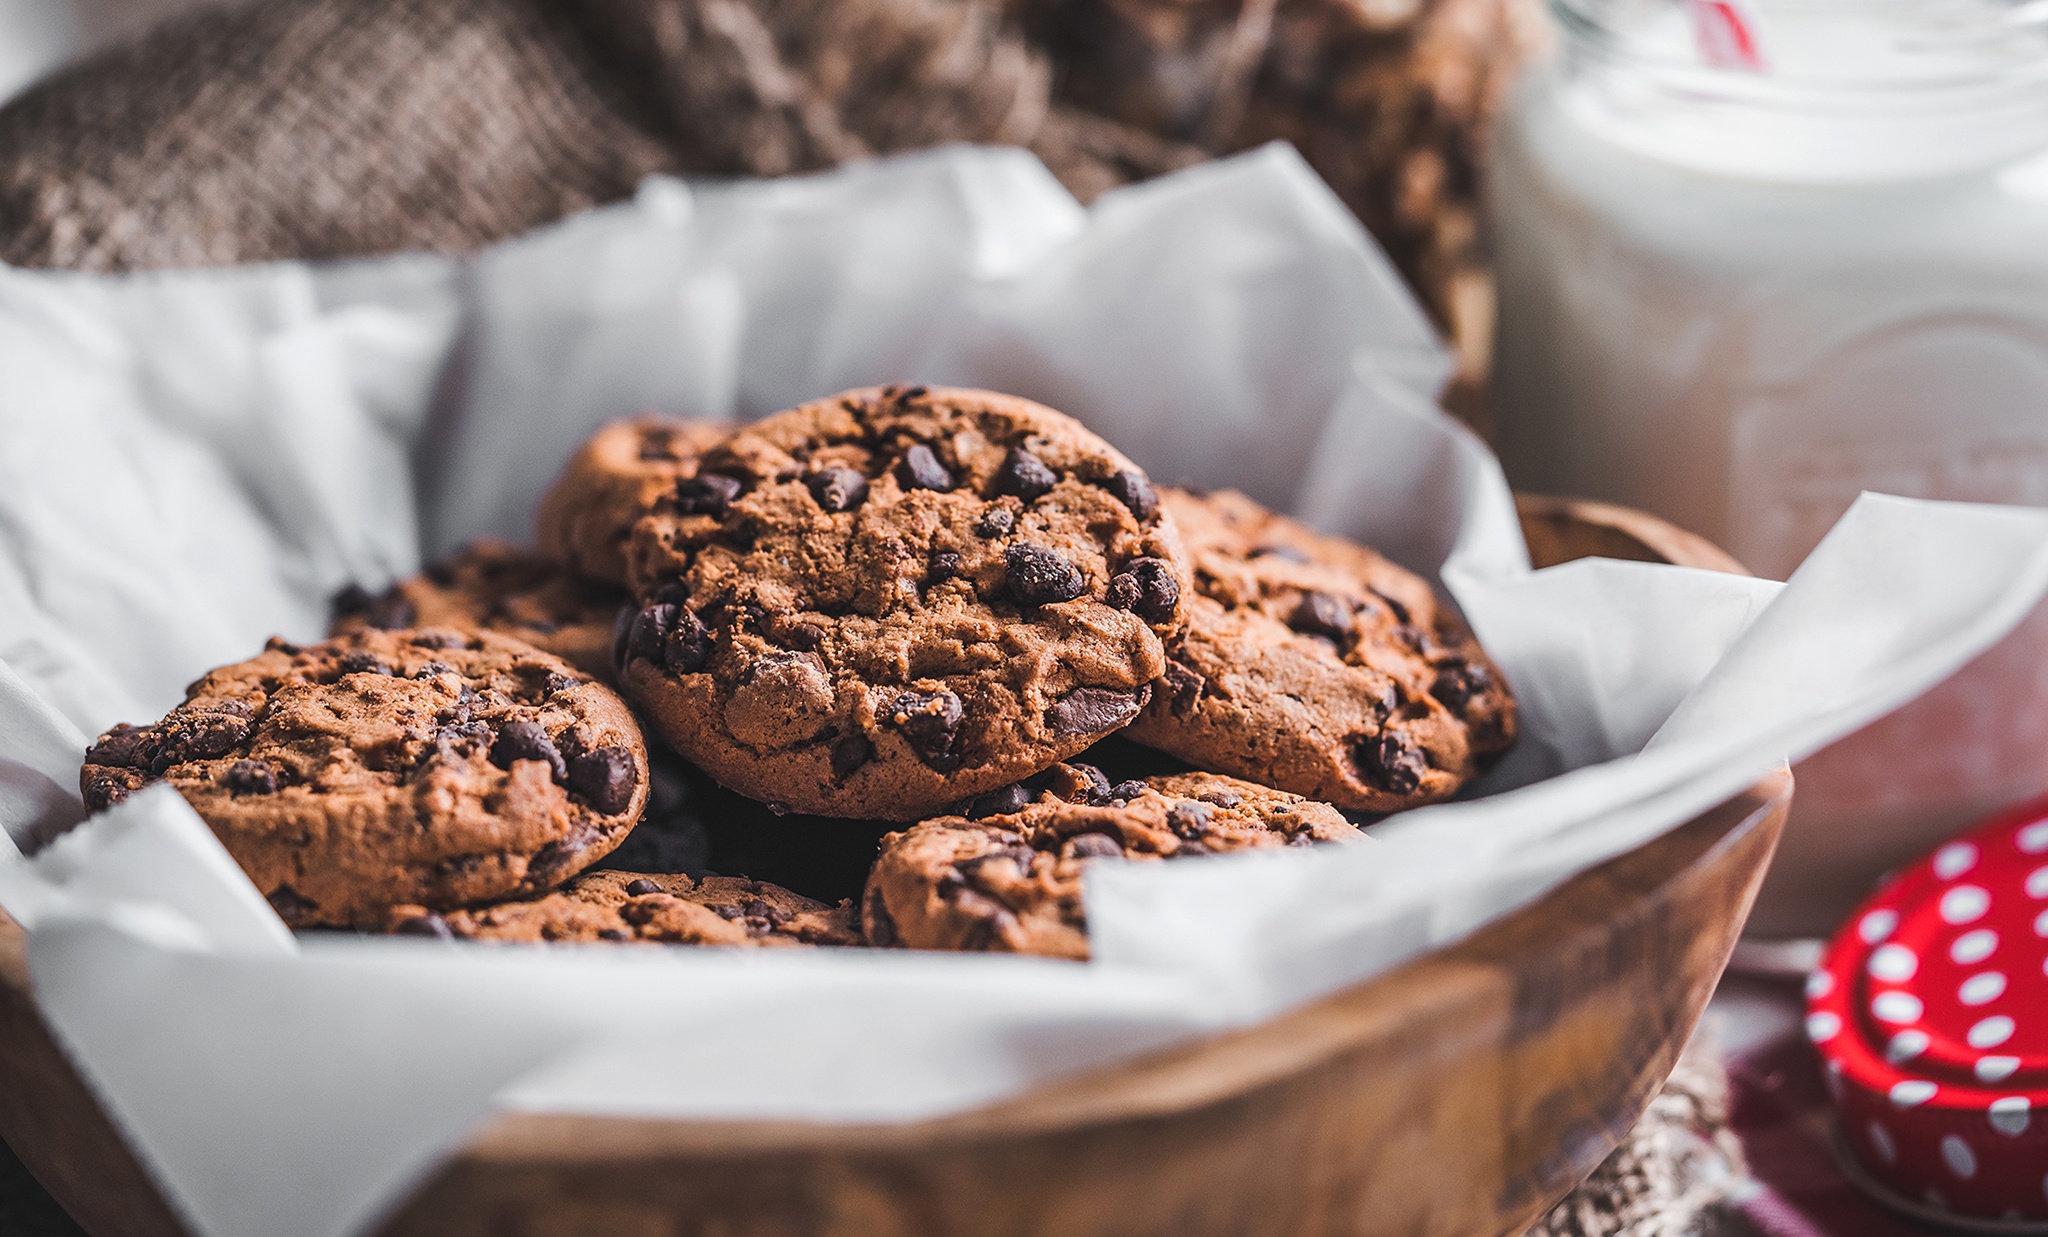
<box><xmin>1492</xmin><ymin>0</ymin><xmax>2048</xmax><ymax>938</ymax></box>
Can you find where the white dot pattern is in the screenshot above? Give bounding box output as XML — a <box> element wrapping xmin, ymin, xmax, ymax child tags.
<box><xmin>1991</xmin><ymin>1097</ymin><xmax>2032</xmax><ymax>1137</ymax></box>
<box><xmin>1970</xmin><ymin>1015</ymin><xmax>2016</xmax><ymax>1049</ymax></box>
<box><xmin>1951</xmin><ymin>928</ymin><xmax>1998</xmax><ymax>965</ymax></box>
<box><xmin>1942</xmin><ymin>885</ymin><xmax>1992</xmax><ymax>924</ymax></box>
<box><xmin>1885</xmin><ymin>1029</ymin><xmax>1928</xmax><ymax>1063</ymax></box>
<box><xmin>1869</xmin><ymin>943</ymin><xmax>1918</xmax><ymax>982</ymax></box>
<box><xmin>1806</xmin><ymin>970</ymin><xmax>1833</xmax><ymax>998</ymax></box>
<box><xmin>1873</xmin><ymin>991</ymin><xmax>1925</xmax><ymax>1024</ymax></box>
<box><xmin>1806</xmin><ymin>1011</ymin><xmax>1841</xmax><ymax>1043</ymax></box>
<box><xmin>1936</xmin><ymin>842</ymin><xmax>1980</xmax><ymax>880</ymax></box>
<box><xmin>1942</xmin><ymin>1134</ymin><xmax>1979</xmax><ymax>1180</ymax></box>
<box><xmin>2029</xmin><ymin>866</ymin><xmax>2048</xmax><ymax>899</ymax></box>
<box><xmin>1861</xmin><ymin>908</ymin><xmax>1900</xmax><ymax>944</ymax></box>
<box><xmin>2022</xmin><ymin>821</ymin><xmax>2048</xmax><ymax>853</ymax></box>
<box><xmin>1977</xmin><ymin>1055</ymin><xmax>2021</xmax><ymax>1083</ymax></box>
<box><xmin>1959</xmin><ymin>971</ymin><xmax>2008</xmax><ymax>1006</ymax></box>
<box><xmin>1892</xmin><ymin>1079</ymin><xmax>1938</xmax><ymax>1107</ymax></box>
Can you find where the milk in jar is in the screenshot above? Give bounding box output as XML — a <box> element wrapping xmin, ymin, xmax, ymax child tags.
<box><xmin>1491</xmin><ymin>0</ymin><xmax>2048</xmax><ymax>936</ymax></box>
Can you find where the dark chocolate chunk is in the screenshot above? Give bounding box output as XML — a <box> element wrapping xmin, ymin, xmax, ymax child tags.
<box><xmin>830</xmin><ymin>732</ymin><xmax>873</xmax><ymax>779</ymax></box>
<box><xmin>366</xmin><ymin>591</ymin><xmax>417</xmax><ymax>630</ymax></box>
<box><xmin>1160</xmin><ymin>660</ymin><xmax>1205</xmax><ymax>716</ymax></box>
<box><xmin>409</xmin><ymin>629</ymin><xmax>470</xmax><ymax>650</ymax></box>
<box><xmin>330</xmin><ymin>583</ymin><xmax>374</xmax><ymax>618</ymax></box>
<box><xmin>338</xmin><ymin>651</ymin><xmax>393</xmax><ymax>677</ymax></box>
<box><xmin>1065</xmin><ymin>762</ymin><xmax>1113</xmax><ymax>804</ymax></box>
<box><xmin>1166</xmin><ymin>801</ymin><xmax>1213</xmax><ymax>839</ymax></box>
<box><xmin>148</xmin><ymin>712</ymin><xmax>252</xmax><ymax>774</ymax></box>
<box><xmin>624</xmin><ymin>878</ymin><xmax>663</xmax><ymax>896</ymax></box>
<box><xmin>975</xmin><ymin>506</ymin><xmax>1016</xmax><ymax>538</ymax></box>
<box><xmin>675</xmin><ymin>473</ymin><xmax>744</xmax><ymax>517</ymax></box>
<box><xmin>664</xmin><ymin>607</ymin><xmax>713</xmax><ymax>674</ymax></box>
<box><xmin>964</xmin><ymin>783</ymin><xmax>1033</xmax><ymax>819</ymax></box>
<box><xmin>84</xmin><ymin>723</ymin><xmax>151</xmax><ymax>769</ymax></box>
<box><xmin>1355</xmin><ymin>732</ymin><xmax>1428</xmax><ymax>796</ymax></box>
<box><xmin>926</xmin><ymin>551</ymin><xmax>962</xmax><ymax>584</ymax></box>
<box><xmin>889</xmin><ymin>689</ymin><xmax>965</xmax><ymax>771</ymax></box>
<box><xmin>1104</xmin><ymin>469</ymin><xmax>1159</xmax><ymax>521</ymax></box>
<box><xmin>491</xmin><ymin>721</ymin><xmax>566</xmax><ymax>781</ymax></box>
<box><xmin>543</xmin><ymin>671</ymin><xmax>579</xmax><ymax>697</ymax></box>
<box><xmin>996</xmin><ymin>447</ymin><xmax>1059</xmax><ymax>501</ymax></box>
<box><xmin>1107</xmin><ymin>779</ymin><xmax>1147</xmax><ymax>803</ymax></box>
<box><xmin>1290</xmin><ymin>592</ymin><xmax>1354</xmax><ymax>641</ymax></box>
<box><xmin>415</xmin><ymin>661</ymin><xmax>457</xmax><ymax>679</ymax></box>
<box><xmin>896</xmin><ymin>443</ymin><xmax>955</xmax><ymax>492</ymax></box>
<box><xmin>1196</xmin><ymin>789</ymin><xmax>1242</xmax><ymax>809</ymax></box>
<box><xmin>806</xmin><ymin>467</ymin><xmax>869</xmax><ymax>513</ymax></box>
<box><xmin>1046</xmin><ymin>686</ymin><xmax>1145</xmax><ymax>736</ymax></box>
<box><xmin>1430</xmin><ymin>659</ymin><xmax>1492</xmax><ymax>713</ymax></box>
<box><xmin>222</xmin><ymin>760</ymin><xmax>277</xmax><ymax>795</ymax></box>
<box><xmin>566</xmin><ymin>746</ymin><xmax>638</xmax><ymax>814</ymax></box>
<box><xmin>1106</xmin><ymin>557</ymin><xmax>1179</xmax><ymax>624</ymax></box>
<box><xmin>785</xmin><ymin>622</ymin><xmax>826</xmax><ymax>651</ymax></box>
<box><xmin>624</xmin><ymin>603</ymin><xmax>676</xmax><ymax>666</ymax></box>
<box><xmin>1065</xmin><ymin>832</ymin><xmax>1124</xmax><ymax>859</ymax></box>
<box><xmin>1004</xmin><ymin>544</ymin><xmax>1086</xmax><ymax>607</ymax></box>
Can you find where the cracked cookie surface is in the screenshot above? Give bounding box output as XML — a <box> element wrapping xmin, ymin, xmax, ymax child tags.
<box><xmin>536</xmin><ymin>416</ymin><xmax>730</xmax><ymax>586</ymax></box>
<box><xmin>862</xmin><ymin>765</ymin><xmax>1357</xmax><ymax>958</ymax></box>
<box><xmin>1124</xmin><ymin>488</ymin><xmax>1516</xmax><ymax>812</ymax></box>
<box><xmin>80</xmin><ymin>628</ymin><xmax>648</xmax><ymax>928</ymax></box>
<box><xmin>617</xmin><ymin>385</ymin><xmax>1192</xmax><ymax>820</ymax></box>
<box><xmin>380</xmin><ymin>869</ymin><xmax>859</xmax><ymax>947</ymax></box>
<box><xmin>331</xmin><ymin>539</ymin><xmax>629</xmax><ymax>682</ymax></box>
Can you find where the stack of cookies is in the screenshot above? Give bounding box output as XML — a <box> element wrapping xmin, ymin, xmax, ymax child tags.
<box><xmin>77</xmin><ymin>386</ymin><xmax>1516</xmax><ymax>958</ymax></box>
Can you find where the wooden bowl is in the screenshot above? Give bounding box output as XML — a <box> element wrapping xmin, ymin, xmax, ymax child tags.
<box><xmin>0</xmin><ymin>498</ymin><xmax>1787</xmax><ymax>1237</ymax></box>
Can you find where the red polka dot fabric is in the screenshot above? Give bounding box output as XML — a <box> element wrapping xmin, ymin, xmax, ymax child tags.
<box><xmin>1809</xmin><ymin>793</ymin><xmax>2048</xmax><ymax>1221</ymax></box>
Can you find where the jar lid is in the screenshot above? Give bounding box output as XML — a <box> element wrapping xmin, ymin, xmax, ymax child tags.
<box><xmin>1807</xmin><ymin>793</ymin><xmax>2048</xmax><ymax>1222</ymax></box>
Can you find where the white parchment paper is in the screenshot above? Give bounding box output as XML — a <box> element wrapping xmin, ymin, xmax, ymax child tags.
<box><xmin>3</xmin><ymin>144</ymin><xmax>2048</xmax><ymax>1237</ymax></box>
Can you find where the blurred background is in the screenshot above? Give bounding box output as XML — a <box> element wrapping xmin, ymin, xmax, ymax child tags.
<box><xmin>0</xmin><ymin>0</ymin><xmax>236</xmax><ymax>99</ymax></box>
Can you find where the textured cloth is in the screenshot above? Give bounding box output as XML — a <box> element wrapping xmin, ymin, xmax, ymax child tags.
<box><xmin>0</xmin><ymin>0</ymin><xmax>1536</xmax><ymax>365</ymax></box>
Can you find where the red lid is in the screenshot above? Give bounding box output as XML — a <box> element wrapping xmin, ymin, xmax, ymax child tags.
<box><xmin>1809</xmin><ymin>792</ymin><xmax>2048</xmax><ymax>1223</ymax></box>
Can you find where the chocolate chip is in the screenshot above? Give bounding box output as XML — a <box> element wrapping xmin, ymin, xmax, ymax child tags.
<box><xmin>1161</xmin><ymin>660</ymin><xmax>1205</xmax><ymax>717</ymax></box>
<box><xmin>965</xmin><ymin>783</ymin><xmax>1033</xmax><ymax>819</ymax></box>
<box><xmin>1290</xmin><ymin>592</ymin><xmax>1353</xmax><ymax>641</ymax></box>
<box><xmin>1065</xmin><ymin>833</ymin><xmax>1124</xmax><ymax>859</ymax></box>
<box><xmin>927</xmin><ymin>551</ymin><xmax>962</xmax><ymax>584</ymax></box>
<box><xmin>1355</xmin><ymin>732</ymin><xmax>1428</xmax><ymax>795</ymax></box>
<box><xmin>806</xmin><ymin>467</ymin><xmax>869</xmax><ymax>513</ymax></box>
<box><xmin>1103</xmin><ymin>469</ymin><xmax>1159</xmax><ymax>521</ymax></box>
<box><xmin>1371</xmin><ymin>588</ymin><xmax>1413</xmax><ymax>625</ymax></box>
<box><xmin>1046</xmin><ymin>686</ymin><xmax>1145</xmax><ymax>736</ymax></box>
<box><xmin>544</xmin><ymin>671</ymin><xmax>579</xmax><ymax>697</ymax></box>
<box><xmin>1004</xmin><ymin>544</ymin><xmax>1085</xmax><ymax>607</ymax></box>
<box><xmin>1249</xmin><ymin>544</ymin><xmax>1313</xmax><ymax>564</ymax></box>
<box><xmin>785</xmin><ymin>622</ymin><xmax>826</xmax><ymax>651</ymax></box>
<box><xmin>366</xmin><ymin>591</ymin><xmax>417</xmax><ymax>630</ymax></box>
<box><xmin>265</xmin><ymin>637</ymin><xmax>303</xmax><ymax>655</ymax></box>
<box><xmin>435</xmin><ymin>721</ymin><xmax>494</xmax><ymax>759</ymax></box>
<box><xmin>223</xmin><ymin>760</ymin><xmax>277</xmax><ymax>795</ymax></box>
<box><xmin>266</xmin><ymin>886</ymin><xmax>318</xmax><ymax>925</ymax></box>
<box><xmin>1430</xmin><ymin>659</ymin><xmax>1492</xmax><ymax>713</ymax></box>
<box><xmin>1065</xmin><ymin>762</ymin><xmax>1112</xmax><ymax>804</ymax></box>
<box><xmin>84</xmin><ymin>723</ymin><xmax>151</xmax><ymax>769</ymax></box>
<box><xmin>830</xmin><ymin>732</ymin><xmax>873</xmax><ymax>779</ymax></box>
<box><xmin>664</xmin><ymin>607</ymin><xmax>712</xmax><ymax>674</ymax></box>
<box><xmin>339</xmin><ymin>651</ymin><xmax>393</xmax><ymax>677</ymax></box>
<box><xmin>889</xmin><ymin>689</ymin><xmax>965</xmax><ymax>771</ymax></box>
<box><xmin>996</xmin><ymin>447</ymin><xmax>1059</xmax><ymax>501</ymax></box>
<box><xmin>1196</xmin><ymin>789</ymin><xmax>1242</xmax><ymax>809</ymax></box>
<box><xmin>742</xmin><ymin>898</ymin><xmax>777</xmax><ymax>922</ymax></box>
<box><xmin>330</xmin><ymin>583</ymin><xmax>374</xmax><ymax>618</ymax></box>
<box><xmin>1107</xmin><ymin>779</ymin><xmax>1147</xmax><ymax>803</ymax></box>
<box><xmin>624</xmin><ymin>603</ymin><xmax>676</xmax><ymax>666</ymax></box>
<box><xmin>1166</xmin><ymin>801</ymin><xmax>1212</xmax><ymax>839</ymax></box>
<box><xmin>566</xmin><ymin>746</ymin><xmax>638</xmax><ymax>814</ymax></box>
<box><xmin>409</xmin><ymin>629</ymin><xmax>470</xmax><ymax>650</ymax></box>
<box><xmin>80</xmin><ymin>767</ymin><xmax>145</xmax><ymax>812</ymax></box>
<box><xmin>1106</xmin><ymin>557</ymin><xmax>1178</xmax><ymax>623</ymax></box>
<box><xmin>491</xmin><ymin>721</ymin><xmax>566</xmax><ymax>781</ymax></box>
<box><xmin>147</xmin><ymin>713</ymin><xmax>251</xmax><ymax>774</ymax></box>
<box><xmin>675</xmin><ymin>473</ymin><xmax>744</xmax><ymax>516</ymax></box>
<box><xmin>528</xmin><ymin>827</ymin><xmax>600</xmax><ymax>884</ymax></box>
<box><xmin>624</xmin><ymin>878</ymin><xmax>663</xmax><ymax>896</ymax></box>
<box><xmin>393</xmin><ymin>913</ymin><xmax>452</xmax><ymax>939</ymax></box>
<box><xmin>414</xmin><ymin>661</ymin><xmax>456</xmax><ymax>679</ymax></box>
<box><xmin>896</xmin><ymin>444</ymin><xmax>955</xmax><ymax>492</ymax></box>
<box><xmin>975</xmin><ymin>506</ymin><xmax>1015</xmax><ymax>538</ymax></box>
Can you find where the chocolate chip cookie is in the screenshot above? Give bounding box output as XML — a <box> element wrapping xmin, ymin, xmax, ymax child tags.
<box><xmin>381</xmin><ymin>870</ymin><xmax>859</xmax><ymax>947</ymax></box>
<box><xmin>862</xmin><ymin>764</ymin><xmax>1358</xmax><ymax>958</ymax></box>
<box><xmin>1123</xmin><ymin>487</ymin><xmax>1515</xmax><ymax>813</ymax></box>
<box><xmin>536</xmin><ymin>416</ymin><xmax>730</xmax><ymax>586</ymax></box>
<box><xmin>617</xmin><ymin>385</ymin><xmax>1192</xmax><ymax>820</ymax></box>
<box><xmin>80</xmin><ymin>628</ymin><xmax>649</xmax><ymax>928</ymax></box>
<box><xmin>331</xmin><ymin>539</ymin><xmax>630</xmax><ymax>682</ymax></box>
